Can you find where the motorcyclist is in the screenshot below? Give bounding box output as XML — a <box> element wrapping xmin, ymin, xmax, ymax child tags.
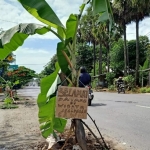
<box><xmin>79</xmin><ymin>67</ymin><xmax>91</xmax><ymax>87</ymax></box>
<box><xmin>116</xmin><ymin>76</ymin><xmax>124</xmax><ymax>90</ymax></box>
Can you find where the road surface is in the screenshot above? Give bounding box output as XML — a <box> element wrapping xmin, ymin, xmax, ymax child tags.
<box><xmin>85</xmin><ymin>92</ymin><xmax>150</xmax><ymax>150</ymax></box>
<box><xmin>15</xmin><ymin>87</ymin><xmax>150</xmax><ymax>150</ymax></box>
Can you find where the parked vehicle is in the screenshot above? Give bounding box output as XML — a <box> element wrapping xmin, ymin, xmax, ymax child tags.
<box><xmin>118</xmin><ymin>83</ymin><xmax>125</xmax><ymax>94</ymax></box>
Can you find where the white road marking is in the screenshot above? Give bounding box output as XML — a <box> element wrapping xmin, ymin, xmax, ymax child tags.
<box><xmin>136</xmin><ymin>105</ymin><xmax>150</xmax><ymax>109</ymax></box>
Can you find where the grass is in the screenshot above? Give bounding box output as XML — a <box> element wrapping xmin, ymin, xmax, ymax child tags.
<box><xmin>0</xmin><ymin>103</ymin><xmax>18</xmax><ymax>109</ymax></box>
<box><xmin>0</xmin><ymin>97</ymin><xmax>18</xmax><ymax>109</ymax></box>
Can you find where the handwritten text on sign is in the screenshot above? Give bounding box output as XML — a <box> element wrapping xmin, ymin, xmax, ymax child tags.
<box><xmin>55</xmin><ymin>86</ymin><xmax>89</xmax><ymax>119</ymax></box>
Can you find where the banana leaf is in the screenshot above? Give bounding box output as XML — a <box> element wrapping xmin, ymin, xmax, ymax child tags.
<box><xmin>37</xmin><ymin>63</ymin><xmax>67</xmax><ymax>138</ymax></box>
<box><xmin>0</xmin><ymin>23</ymin><xmax>49</xmax><ymax>60</ymax></box>
<box><xmin>18</xmin><ymin>0</ymin><xmax>64</xmax><ymax>29</ymax></box>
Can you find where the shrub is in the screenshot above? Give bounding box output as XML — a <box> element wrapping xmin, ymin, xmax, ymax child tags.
<box><xmin>140</xmin><ymin>87</ymin><xmax>147</xmax><ymax>93</ymax></box>
<box><xmin>4</xmin><ymin>97</ymin><xmax>13</xmax><ymax>105</ymax></box>
<box><xmin>108</xmin><ymin>85</ymin><xmax>115</xmax><ymax>91</ymax></box>
<box><xmin>146</xmin><ymin>87</ymin><xmax>150</xmax><ymax>93</ymax></box>
<box><xmin>123</xmin><ymin>75</ymin><xmax>135</xmax><ymax>89</ymax></box>
<box><xmin>0</xmin><ymin>104</ymin><xmax>18</xmax><ymax>109</ymax></box>
<box><xmin>106</xmin><ymin>72</ymin><xmax>115</xmax><ymax>86</ymax></box>
<box><xmin>131</xmin><ymin>88</ymin><xmax>138</xmax><ymax>93</ymax></box>
<box><xmin>0</xmin><ymin>97</ymin><xmax>18</xmax><ymax>109</ymax></box>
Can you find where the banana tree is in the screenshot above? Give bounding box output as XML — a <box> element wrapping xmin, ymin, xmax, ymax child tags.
<box><xmin>0</xmin><ymin>0</ymin><xmax>113</xmax><ymax>148</ymax></box>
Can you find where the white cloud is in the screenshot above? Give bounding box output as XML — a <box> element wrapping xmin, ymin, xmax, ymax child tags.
<box><xmin>126</xmin><ymin>18</ymin><xmax>150</xmax><ymax>40</ymax></box>
<box><xmin>1</xmin><ymin>0</ymin><xmax>150</xmax><ymax>73</ymax></box>
<box><xmin>1</xmin><ymin>0</ymin><xmax>150</xmax><ymax>41</ymax></box>
<box><xmin>0</xmin><ymin>0</ymin><xmax>82</xmax><ymax>73</ymax></box>
<box><xmin>13</xmin><ymin>47</ymin><xmax>55</xmax><ymax>73</ymax></box>
<box><xmin>0</xmin><ymin>0</ymin><xmax>82</xmax><ymax>40</ymax></box>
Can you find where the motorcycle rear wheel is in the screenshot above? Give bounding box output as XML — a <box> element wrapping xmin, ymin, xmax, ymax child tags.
<box><xmin>88</xmin><ymin>99</ymin><xmax>92</xmax><ymax>106</ymax></box>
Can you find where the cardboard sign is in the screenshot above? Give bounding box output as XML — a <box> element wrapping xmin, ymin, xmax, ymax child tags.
<box><xmin>55</xmin><ymin>86</ymin><xmax>89</xmax><ymax>119</ymax></box>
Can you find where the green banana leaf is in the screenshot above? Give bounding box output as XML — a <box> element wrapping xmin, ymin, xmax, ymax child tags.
<box><xmin>0</xmin><ymin>23</ymin><xmax>49</xmax><ymax>60</ymax></box>
<box><xmin>18</xmin><ymin>0</ymin><xmax>64</xmax><ymax>29</ymax></box>
<box><xmin>37</xmin><ymin>63</ymin><xmax>67</xmax><ymax>138</ymax></box>
<box><xmin>142</xmin><ymin>58</ymin><xmax>149</xmax><ymax>70</ymax></box>
<box><xmin>66</xmin><ymin>14</ymin><xmax>77</xmax><ymax>40</ymax></box>
<box><xmin>57</xmin><ymin>42</ymin><xmax>71</xmax><ymax>76</ymax></box>
<box><xmin>98</xmin><ymin>12</ymin><xmax>109</xmax><ymax>22</ymax></box>
<box><xmin>92</xmin><ymin>0</ymin><xmax>113</xmax><ymax>28</ymax></box>
<box><xmin>92</xmin><ymin>0</ymin><xmax>108</xmax><ymax>15</ymax></box>
<box><xmin>57</xmin><ymin>26</ymin><xmax>66</xmax><ymax>40</ymax></box>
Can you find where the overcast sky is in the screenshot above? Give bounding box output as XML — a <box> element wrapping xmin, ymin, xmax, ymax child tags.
<box><xmin>0</xmin><ymin>0</ymin><xmax>150</xmax><ymax>73</ymax></box>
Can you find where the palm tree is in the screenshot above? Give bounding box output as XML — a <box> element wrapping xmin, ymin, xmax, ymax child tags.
<box><xmin>130</xmin><ymin>0</ymin><xmax>150</xmax><ymax>85</ymax></box>
<box><xmin>79</xmin><ymin>3</ymin><xmax>123</xmax><ymax>76</ymax></box>
<box><xmin>80</xmin><ymin>6</ymin><xmax>98</xmax><ymax>76</ymax></box>
<box><xmin>92</xmin><ymin>22</ymin><xmax>106</xmax><ymax>75</ymax></box>
<box><xmin>113</xmin><ymin>0</ymin><xmax>132</xmax><ymax>75</ymax></box>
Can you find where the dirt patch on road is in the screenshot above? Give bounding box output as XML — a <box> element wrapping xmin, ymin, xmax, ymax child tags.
<box><xmin>0</xmin><ymin>96</ymin><xmax>126</xmax><ymax>150</ymax></box>
<box><xmin>0</xmin><ymin>96</ymin><xmax>45</xmax><ymax>150</ymax></box>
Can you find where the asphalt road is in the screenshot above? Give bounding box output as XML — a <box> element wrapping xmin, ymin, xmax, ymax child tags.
<box><xmin>85</xmin><ymin>92</ymin><xmax>150</xmax><ymax>150</ymax></box>
<box><xmin>15</xmin><ymin>87</ymin><xmax>150</xmax><ymax>150</ymax></box>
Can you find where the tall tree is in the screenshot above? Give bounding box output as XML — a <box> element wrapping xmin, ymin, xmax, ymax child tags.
<box><xmin>110</xmin><ymin>36</ymin><xmax>149</xmax><ymax>77</ymax></box>
<box><xmin>113</xmin><ymin>0</ymin><xmax>132</xmax><ymax>75</ymax></box>
<box><xmin>80</xmin><ymin>5</ymin><xmax>99</xmax><ymax>76</ymax></box>
<box><xmin>130</xmin><ymin>0</ymin><xmax>150</xmax><ymax>85</ymax></box>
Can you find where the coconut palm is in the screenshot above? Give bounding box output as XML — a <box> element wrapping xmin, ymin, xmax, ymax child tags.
<box><xmin>79</xmin><ymin>6</ymin><xmax>99</xmax><ymax>76</ymax></box>
<box><xmin>130</xmin><ymin>0</ymin><xmax>150</xmax><ymax>85</ymax></box>
<box><xmin>113</xmin><ymin>0</ymin><xmax>132</xmax><ymax>75</ymax></box>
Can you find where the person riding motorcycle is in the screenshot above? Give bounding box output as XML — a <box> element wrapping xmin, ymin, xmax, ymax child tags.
<box><xmin>116</xmin><ymin>77</ymin><xmax>124</xmax><ymax>90</ymax></box>
<box><xmin>79</xmin><ymin>67</ymin><xmax>91</xmax><ymax>87</ymax></box>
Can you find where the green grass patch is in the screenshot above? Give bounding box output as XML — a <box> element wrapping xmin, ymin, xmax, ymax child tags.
<box><xmin>0</xmin><ymin>103</ymin><xmax>18</xmax><ymax>109</ymax></box>
<box><xmin>0</xmin><ymin>97</ymin><xmax>18</xmax><ymax>109</ymax></box>
<box><xmin>140</xmin><ymin>87</ymin><xmax>147</xmax><ymax>93</ymax></box>
<box><xmin>146</xmin><ymin>87</ymin><xmax>150</xmax><ymax>93</ymax></box>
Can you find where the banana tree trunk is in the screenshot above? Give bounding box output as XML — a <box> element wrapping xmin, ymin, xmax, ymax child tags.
<box><xmin>135</xmin><ymin>18</ymin><xmax>140</xmax><ymax>86</ymax></box>
<box><xmin>75</xmin><ymin>119</ymin><xmax>87</xmax><ymax>150</ymax></box>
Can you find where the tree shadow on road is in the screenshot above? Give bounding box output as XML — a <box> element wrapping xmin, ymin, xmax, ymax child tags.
<box><xmin>90</xmin><ymin>103</ymin><xmax>107</xmax><ymax>107</ymax></box>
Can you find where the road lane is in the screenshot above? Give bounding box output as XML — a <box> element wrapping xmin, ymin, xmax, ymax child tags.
<box><xmin>85</xmin><ymin>92</ymin><xmax>150</xmax><ymax>150</ymax></box>
<box><xmin>15</xmin><ymin>87</ymin><xmax>150</xmax><ymax>150</ymax></box>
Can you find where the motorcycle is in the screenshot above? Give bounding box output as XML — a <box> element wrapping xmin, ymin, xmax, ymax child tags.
<box><xmin>117</xmin><ymin>83</ymin><xmax>125</xmax><ymax>94</ymax></box>
<box><xmin>85</xmin><ymin>85</ymin><xmax>94</xmax><ymax>106</ymax></box>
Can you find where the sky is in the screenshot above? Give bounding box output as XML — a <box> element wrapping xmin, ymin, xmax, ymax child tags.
<box><xmin>0</xmin><ymin>0</ymin><xmax>150</xmax><ymax>73</ymax></box>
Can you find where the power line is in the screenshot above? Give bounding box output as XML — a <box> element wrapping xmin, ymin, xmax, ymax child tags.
<box><xmin>17</xmin><ymin>64</ymin><xmax>46</xmax><ymax>65</ymax></box>
<box><xmin>0</xmin><ymin>19</ymin><xmax>18</xmax><ymax>24</ymax></box>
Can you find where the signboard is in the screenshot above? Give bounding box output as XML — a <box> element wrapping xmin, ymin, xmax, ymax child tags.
<box><xmin>8</xmin><ymin>65</ymin><xmax>18</xmax><ymax>71</ymax></box>
<box><xmin>55</xmin><ymin>86</ymin><xmax>89</xmax><ymax>119</ymax></box>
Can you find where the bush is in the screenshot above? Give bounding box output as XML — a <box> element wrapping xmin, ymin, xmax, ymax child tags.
<box><xmin>123</xmin><ymin>75</ymin><xmax>135</xmax><ymax>89</ymax></box>
<box><xmin>0</xmin><ymin>104</ymin><xmax>18</xmax><ymax>109</ymax></box>
<box><xmin>146</xmin><ymin>87</ymin><xmax>150</xmax><ymax>93</ymax></box>
<box><xmin>4</xmin><ymin>97</ymin><xmax>13</xmax><ymax>105</ymax></box>
<box><xmin>108</xmin><ymin>85</ymin><xmax>115</xmax><ymax>91</ymax></box>
<box><xmin>106</xmin><ymin>72</ymin><xmax>115</xmax><ymax>86</ymax></box>
<box><xmin>140</xmin><ymin>87</ymin><xmax>147</xmax><ymax>93</ymax></box>
<box><xmin>131</xmin><ymin>88</ymin><xmax>138</xmax><ymax>93</ymax></box>
<box><xmin>0</xmin><ymin>98</ymin><xmax>18</xmax><ymax>109</ymax></box>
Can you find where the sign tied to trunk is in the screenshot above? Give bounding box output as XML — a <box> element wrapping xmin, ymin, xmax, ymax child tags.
<box><xmin>55</xmin><ymin>86</ymin><xmax>89</xmax><ymax>119</ymax></box>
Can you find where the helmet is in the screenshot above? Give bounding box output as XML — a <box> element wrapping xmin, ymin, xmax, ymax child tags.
<box><xmin>80</xmin><ymin>66</ymin><xmax>86</xmax><ymax>73</ymax></box>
